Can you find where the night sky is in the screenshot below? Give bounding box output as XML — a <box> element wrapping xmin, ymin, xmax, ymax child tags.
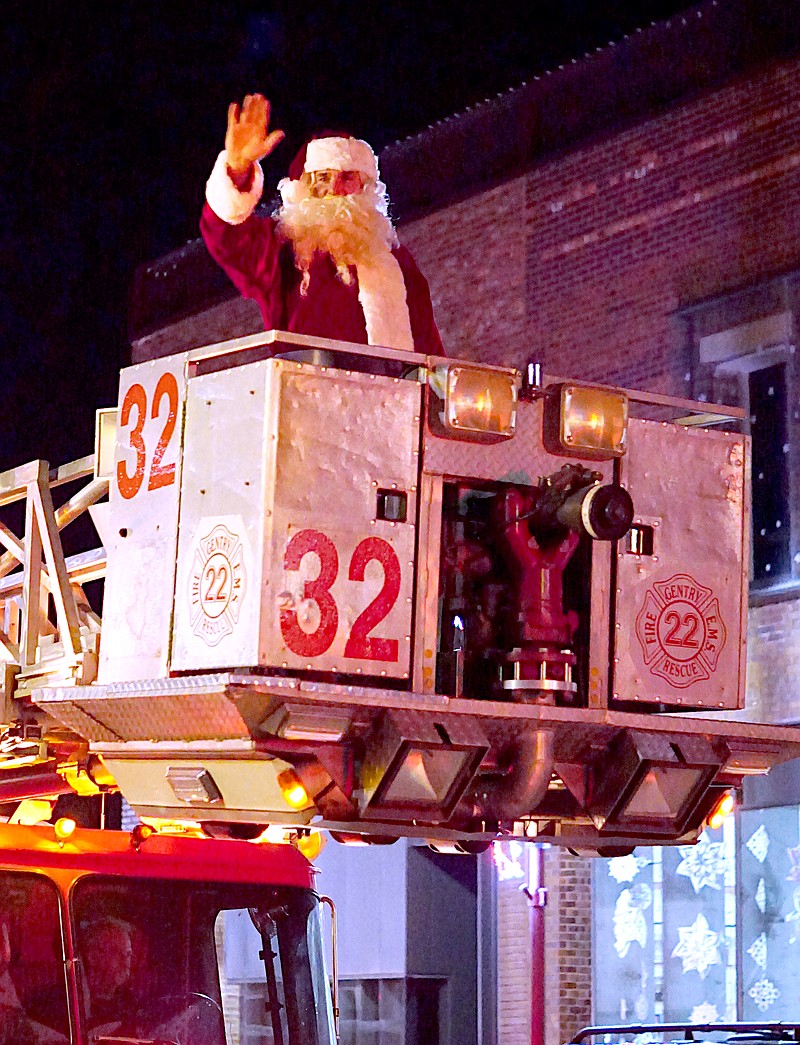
<box><xmin>1</xmin><ymin>1</ymin><xmax>693</xmax><ymax>470</ymax></box>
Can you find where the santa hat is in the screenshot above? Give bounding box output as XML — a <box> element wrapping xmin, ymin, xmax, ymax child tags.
<box><xmin>287</xmin><ymin>131</ymin><xmax>379</xmax><ymax>183</ymax></box>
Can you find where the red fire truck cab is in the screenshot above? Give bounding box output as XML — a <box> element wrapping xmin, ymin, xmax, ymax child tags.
<box><xmin>0</xmin><ymin>819</ymin><xmax>335</xmax><ymax>1045</ymax></box>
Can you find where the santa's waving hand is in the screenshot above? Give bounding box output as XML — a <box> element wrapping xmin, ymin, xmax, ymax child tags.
<box><xmin>225</xmin><ymin>94</ymin><xmax>285</xmax><ymax>178</ymax></box>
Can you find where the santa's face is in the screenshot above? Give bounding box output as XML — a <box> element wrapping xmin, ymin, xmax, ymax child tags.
<box><xmin>310</xmin><ymin>169</ymin><xmax>365</xmax><ymax>198</ymax></box>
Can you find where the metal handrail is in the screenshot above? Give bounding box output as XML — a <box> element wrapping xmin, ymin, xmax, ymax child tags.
<box><xmin>571</xmin><ymin>1023</ymin><xmax>800</xmax><ymax>1044</ymax></box>
<box><xmin>319</xmin><ymin>895</ymin><xmax>339</xmax><ymax>1041</ymax></box>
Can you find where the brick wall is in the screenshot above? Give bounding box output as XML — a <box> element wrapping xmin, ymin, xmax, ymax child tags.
<box><xmin>496</xmin><ymin>871</ymin><xmax>532</xmax><ymax>1045</ymax></box>
<box><xmin>552</xmin><ymin>850</ymin><xmax>593</xmax><ymax>1044</ymax></box>
<box><xmin>402</xmin><ymin>55</ymin><xmax>800</xmax><ymax>394</ymax></box>
<box><xmin>495</xmin><ymin>848</ymin><xmax>593</xmax><ymax>1045</ymax></box>
<box><xmin>747</xmin><ymin>596</ymin><xmax>800</xmax><ymax>722</ymax></box>
<box><xmin>398</xmin><ymin>176</ymin><xmax>528</xmax><ymax>367</ymax></box>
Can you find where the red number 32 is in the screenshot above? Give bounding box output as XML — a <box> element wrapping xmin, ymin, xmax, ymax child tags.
<box><xmin>280</xmin><ymin>530</ymin><xmax>401</xmax><ymax>663</ymax></box>
<box><xmin>117</xmin><ymin>372</ymin><xmax>179</xmax><ymax>500</ymax></box>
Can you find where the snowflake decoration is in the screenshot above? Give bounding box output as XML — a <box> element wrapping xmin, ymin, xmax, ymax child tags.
<box><xmin>690</xmin><ymin>1002</ymin><xmax>720</xmax><ymax>1024</ymax></box>
<box><xmin>747</xmin><ymin>932</ymin><xmax>767</xmax><ymax>969</ymax></box>
<box><xmin>746</xmin><ymin>824</ymin><xmax>770</xmax><ymax>864</ymax></box>
<box><xmin>608</xmin><ymin>853</ymin><xmax>649</xmax><ymax>884</ymax></box>
<box><xmin>671</xmin><ymin>912</ymin><xmax>722</xmax><ymax>978</ymax></box>
<box><xmin>613</xmin><ymin>884</ymin><xmax>652</xmax><ymax>958</ymax></box>
<box><xmin>755</xmin><ymin>879</ymin><xmax>767</xmax><ymax>914</ymax></box>
<box><xmin>748</xmin><ymin>976</ymin><xmax>780</xmax><ymax>1012</ymax></box>
<box><xmin>676</xmin><ymin>834</ymin><xmax>729</xmax><ymax>893</ymax></box>
<box><xmin>786</xmin><ymin>844</ymin><xmax>800</xmax><ymax>882</ymax></box>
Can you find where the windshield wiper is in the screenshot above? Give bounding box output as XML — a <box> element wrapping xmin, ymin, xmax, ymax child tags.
<box><xmin>249</xmin><ymin>905</ymin><xmax>288</xmax><ymax>1045</ymax></box>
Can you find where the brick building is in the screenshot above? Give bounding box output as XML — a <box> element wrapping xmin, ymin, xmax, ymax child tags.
<box><xmin>130</xmin><ymin>1</ymin><xmax>800</xmax><ymax>1040</ymax></box>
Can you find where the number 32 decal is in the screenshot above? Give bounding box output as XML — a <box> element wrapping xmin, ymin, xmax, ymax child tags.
<box><xmin>117</xmin><ymin>372</ymin><xmax>180</xmax><ymax>500</ymax></box>
<box><xmin>280</xmin><ymin>530</ymin><xmax>402</xmax><ymax>663</ymax></box>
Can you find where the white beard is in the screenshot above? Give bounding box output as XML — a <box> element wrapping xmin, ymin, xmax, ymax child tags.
<box><xmin>273</xmin><ymin>177</ymin><xmax>415</xmax><ymax>352</ymax></box>
<box><xmin>274</xmin><ymin>183</ymin><xmax>398</xmax><ymax>293</ymax></box>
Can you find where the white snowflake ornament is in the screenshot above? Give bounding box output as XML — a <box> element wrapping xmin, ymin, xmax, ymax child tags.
<box><xmin>747</xmin><ymin>932</ymin><xmax>767</xmax><ymax>970</ymax></box>
<box><xmin>748</xmin><ymin>976</ymin><xmax>780</xmax><ymax>1012</ymax></box>
<box><xmin>676</xmin><ymin>834</ymin><xmax>729</xmax><ymax>893</ymax></box>
<box><xmin>613</xmin><ymin>884</ymin><xmax>652</xmax><ymax>958</ymax></box>
<box><xmin>690</xmin><ymin>1002</ymin><xmax>719</xmax><ymax>1024</ymax></box>
<box><xmin>608</xmin><ymin>853</ymin><xmax>648</xmax><ymax>884</ymax></box>
<box><xmin>671</xmin><ymin>912</ymin><xmax>722</xmax><ymax>979</ymax></box>
<box><xmin>746</xmin><ymin>825</ymin><xmax>770</xmax><ymax>864</ymax></box>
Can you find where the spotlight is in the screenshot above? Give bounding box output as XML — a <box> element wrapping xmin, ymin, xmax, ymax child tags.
<box><xmin>586</xmin><ymin>731</ymin><xmax>727</xmax><ymax>838</ymax></box>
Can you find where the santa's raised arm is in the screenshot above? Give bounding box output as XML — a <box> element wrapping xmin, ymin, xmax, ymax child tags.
<box><xmin>201</xmin><ymin>93</ymin><xmax>443</xmax><ymax>356</ymax></box>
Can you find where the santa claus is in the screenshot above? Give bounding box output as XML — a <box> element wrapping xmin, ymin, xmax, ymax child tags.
<box><xmin>201</xmin><ymin>94</ymin><xmax>443</xmax><ymax>357</ymax></box>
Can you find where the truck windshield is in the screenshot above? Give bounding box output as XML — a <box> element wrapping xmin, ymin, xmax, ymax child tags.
<box><xmin>70</xmin><ymin>874</ymin><xmax>335</xmax><ymax>1045</ymax></box>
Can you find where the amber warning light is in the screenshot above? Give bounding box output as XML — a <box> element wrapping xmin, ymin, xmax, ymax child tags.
<box><xmin>544</xmin><ymin>383</ymin><xmax>629</xmax><ymax>460</ymax></box>
<box><xmin>443</xmin><ymin>366</ymin><xmax>518</xmax><ymax>442</ymax></box>
<box><xmin>277</xmin><ymin>768</ymin><xmax>314</xmax><ymax>811</ymax></box>
<box><xmin>53</xmin><ymin>817</ymin><xmax>77</xmax><ymax>846</ymax></box>
<box><xmin>707</xmin><ymin>790</ymin><xmax>736</xmax><ymax>830</ymax></box>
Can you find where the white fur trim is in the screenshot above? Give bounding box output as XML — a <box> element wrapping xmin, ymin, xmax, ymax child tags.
<box><xmin>205</xmin><ymin>150</ymin><xmax>264</xmax><ymax>225</ymax></box>
<box><xmin>277</xmin><ymin>176</ymin><xmax>307</xmax><ymax>207</ymax></box>
<box><xmin>355</xmin><ymin>249</ymin><xmax>414</xmax><ymax>353</ymax></box>
<box><xmin>304</xmin><ymin>137</ymin><xmax>378</xmax><ymax>181</ymax></box>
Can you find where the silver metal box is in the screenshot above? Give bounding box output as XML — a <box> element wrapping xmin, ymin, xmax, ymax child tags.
<box><xmin>171</xmin><ymin>359</ymin><xmax>421</xmax><ymax>677</ymax></box>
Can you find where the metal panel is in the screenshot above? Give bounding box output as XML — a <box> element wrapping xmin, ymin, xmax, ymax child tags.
<box><xmin>265</xmin><ymin>363</ymin><xmax>421</xmax><ymax>678</ymax></box>
<box><xmin>99</xmin><ymin>353</ymin><xmax>188</xmax><ymax>683</ymax></box>
<box><xmin>172</xmin><ymin>360</ymin><xmax>421</xmax><ymax>678</ymax></box>
<box><xmin>614</xmin><ymin>420</ymin><xmax>747</xmax><ymax>709</ymax></box>
<box><xmin>172</xmin><ymin>360</ymin><xmax>274</xmax><ymax>670</ymax></box>
<box><xmin>422</xmin><ymin>397</ymin><xmax>613</xmax><ymax>485</ymax></box>
<box><xmin>412</xmin><ymin>473</ymin><xmax>444</xmax><ymax>694</ymax></box>
<box><xmin>104</xmin><ymin>753</ymin><xmax>312</xmax><ymax>824</ymax></box>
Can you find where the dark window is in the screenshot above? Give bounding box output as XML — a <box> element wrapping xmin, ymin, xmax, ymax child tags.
<box><xmin>749</xmin><ymin>363</ymin><xmax>791</xmax><ymax>585</ymax></box>
<box><xmin>407</xmin><ymin>978</ymin><xmax>443</xmax><ymax>1045</ymax></box>
<box><xmin>70</xmin><ymin>875</ymin><xmax>333</xmax><ymax>1045</ymax></box>
<box><xmin>0</xmin><ymin>871</ymin><xmax>70</xmax><ymax>1041</ymax></box>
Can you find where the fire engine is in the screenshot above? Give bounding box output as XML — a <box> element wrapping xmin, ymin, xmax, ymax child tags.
<box><xmin>1</xmin><ymin>330</ymin><xmax>800</xmax><ymax>854</ymax></box>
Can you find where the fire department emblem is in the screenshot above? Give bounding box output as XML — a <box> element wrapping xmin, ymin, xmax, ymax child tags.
<box><xmin>188</xmin><ymin>523</ymin><xmax>247</xmax><ymax>646</ymax></box>
<box><xmin>634</xmin><ymin>573</ymin><xmax>726</xmax><ymax>689</ymax></box>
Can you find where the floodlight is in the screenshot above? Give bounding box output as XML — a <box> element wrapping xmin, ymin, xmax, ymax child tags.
<box><xmin>586</xmin><ymin>731</ymin><xmax>727</xmax><ymax>837</ymax></box>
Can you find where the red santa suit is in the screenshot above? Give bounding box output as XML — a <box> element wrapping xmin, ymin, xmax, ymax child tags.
<box><xmin>200</xmin><ymin>137</ymin><xmax>443</xmax><ymax>357</ymax></box>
